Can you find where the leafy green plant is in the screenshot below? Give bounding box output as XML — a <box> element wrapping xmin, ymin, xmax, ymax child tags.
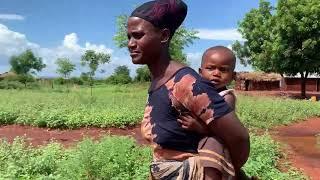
<box><xmin>0</xmin><ymin>136</ymin><xmax>151</xmax><ymax>179</ymax></box>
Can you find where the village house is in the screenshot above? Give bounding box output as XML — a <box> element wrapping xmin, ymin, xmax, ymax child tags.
<box><xmin>0</xmin><ymin>71</ymin><xmax>17</xmax><ymax>80</ymax></box>
<box><xmin>235</xmin><ymin>72</ymin><xmax>281</xmax><ymax>91</ymax></box>
<box><xmin>235</xmin><ymin>72</ymin><xmax>320</xmax><ymax>92</ymax></box>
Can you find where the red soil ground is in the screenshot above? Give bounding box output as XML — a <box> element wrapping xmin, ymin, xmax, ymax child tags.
<box><xmin>0</xmin><ymin>125</ymin><xmax>148</xmax><ymax>147</ymax></box>
<box><xmin>237</xmin><ymin>90</ymin><xmax>320</xmax><ymax>100</ymax></box>
<box><xmin>271</xmin><ymin>118</ymin><xmax>320</xmax><ymax>180</ymax></box>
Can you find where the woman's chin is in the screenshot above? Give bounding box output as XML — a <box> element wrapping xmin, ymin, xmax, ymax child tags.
<box><xmin>132</xmin><ymin>59</ymin><xmax>145</xmax><ymax>65</ymax></box>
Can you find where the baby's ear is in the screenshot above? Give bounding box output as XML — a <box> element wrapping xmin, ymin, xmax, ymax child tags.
<box><xmin>198</xmin><ymin>68</ymin><xmax>202</xmax><ymax>74</ymax></box>
<box><xmin>232</xmin><ymin>72</ymin><xmax>237</xmax><ymax>80</ymax></box>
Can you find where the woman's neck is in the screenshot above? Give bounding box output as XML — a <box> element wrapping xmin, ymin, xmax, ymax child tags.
<box><xmin>148</xmin><ymin>53</ymin><xmax>171</xmax><ymax>80</ymax></box>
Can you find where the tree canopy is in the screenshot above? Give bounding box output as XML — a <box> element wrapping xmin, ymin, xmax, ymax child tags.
<box><xmin>233</xmin><ymin>0</ymin><xmax>320</xmax><ymax>97</ymax></box>
<box><xmin>10</xmin><ymin>49</ymin><xmax>46</xmax><ymax>75</ymax></box>
<box><xmin>55</xmin><ymin>58</ymin><xmax>76</xmax><ymax>79</ymax></box>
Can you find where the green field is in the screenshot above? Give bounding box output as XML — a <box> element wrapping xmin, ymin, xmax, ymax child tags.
<box><xmin>1</xmin><ymin>84</ymin><xmax>318</xmax><ymax>179</ymax></box>
<box><xmin>0</xmin><ymin>84</ymin><xmax>148</xmax><ymax>128</ymax></box>
<box><xmin>1</xmin><ymin>84</ymin><xmax>319</xmax><ymax>129</ymax></box>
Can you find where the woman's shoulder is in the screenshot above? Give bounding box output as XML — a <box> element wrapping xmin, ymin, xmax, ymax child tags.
<box><xmin>173</xmin><ymin>66</ymin><xmax>202</xmax><ymax>82</ymax></box>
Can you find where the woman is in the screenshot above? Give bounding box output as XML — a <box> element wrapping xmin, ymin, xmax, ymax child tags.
<box><xmin>127</xmin><ymin>0</ymin><xmax>250</xmax><ymax>179</ymax></box>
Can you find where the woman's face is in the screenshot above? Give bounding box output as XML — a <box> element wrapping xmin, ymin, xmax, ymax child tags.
<box><xmin>127</xmin><ymin>17</ymin><xmax>162</xmax><ymax>65</ymax></box>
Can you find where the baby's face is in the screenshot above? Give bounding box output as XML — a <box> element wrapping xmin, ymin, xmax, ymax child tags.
<box><xmin>199</xmin><ymin>51</ymin><xmax>235</xmax><ymax>89</ymax></box>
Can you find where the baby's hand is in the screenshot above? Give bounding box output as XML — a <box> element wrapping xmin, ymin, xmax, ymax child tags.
<box><xmin>177</xmin><ymin>113</ymin><xmax>209</xmax><ymax>135</ymax></box>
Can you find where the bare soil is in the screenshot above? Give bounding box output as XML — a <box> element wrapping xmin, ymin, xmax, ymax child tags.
<box><xmin>271</xmin><ymin>118</ymin><xmax>320</xmax><ymax>180</ymax></box>
<box><xmin>0</xmin><ymin>125</ymin><xmax>148</xmax><ymax>147</ymax></box>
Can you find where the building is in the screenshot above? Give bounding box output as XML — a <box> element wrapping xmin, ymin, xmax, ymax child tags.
<box><xmin>235</xmin><ymin>72</ymin><xmax>281</xmax><ymax>91</ymax></box>
<box><xmin>284</xmin><ymin>77</ymin><xmax>320</xmax><ymax>92</ymax></box>
<box><xmin>235</xmin><ymin>72</ymin><xmax>320</xmax><ymax>92</ymax></box>
<box><xmin>0</xmin><ymin>71</ymin><xmax>17</xmax><ymax>80</ymax></box>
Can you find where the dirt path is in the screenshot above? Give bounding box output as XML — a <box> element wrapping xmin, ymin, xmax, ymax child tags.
<box><xmin>237</xmin><ymin>90</ymin><xmax>320</xmax><ymax>99</ymax></box>
<box><xmin>271</xmin><ymin>118</ymin><xmax>320</xmax><ymax>180</ymax></box>
<box><xmin>0</xmin><ymin>125</ymin><xmax>148</xmax><ymax>147</ymax></box>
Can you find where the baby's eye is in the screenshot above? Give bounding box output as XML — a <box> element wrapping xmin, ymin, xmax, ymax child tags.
<box><xmin>205</xmin><ymin>66</ymin><xmax>215</xmax><ymax>71</ymax></box>
<box><xmin>219</xmin><ymin>67</ymin><xmax>229</xmax><ymax>72</ymax></box>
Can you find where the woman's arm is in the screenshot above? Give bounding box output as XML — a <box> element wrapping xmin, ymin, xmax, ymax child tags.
<box><xmin>207</xmin><ymin>110</ymin><xmax>250</xmax><ymax>171</ymax></box>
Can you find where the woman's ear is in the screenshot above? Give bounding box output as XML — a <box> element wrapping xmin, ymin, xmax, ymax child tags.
<box><xmin>160</xmin><ymin>28</ymin><xmax>170</xmax><ymax>44</ymax></box>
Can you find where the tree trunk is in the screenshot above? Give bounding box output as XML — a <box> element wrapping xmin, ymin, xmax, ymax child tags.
<box><xmin>65</xmin><ymin>75</ymin><xmax>69</xmax><ymax>93</ymax></box>
<box><xmin>300</xmin><ymin>72</ymin><xmax>308</xmax><ymax>99</ymax></box>
<box><xmin>90</xmin><ymin>85</ymin><xmax>93</xmax><ymax>97</ymax></box>
<box><xmin>301</xmin><ymin>77</ymin><xmax>306</xmax><ymax>98</ymax></box>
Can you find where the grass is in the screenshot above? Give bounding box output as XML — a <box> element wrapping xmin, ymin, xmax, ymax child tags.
<box><xmin>0</xmin><ymin>134</ymin><xmax>306</xmax><ymax>180</ymax></box>
<box><xmin>1</xmin><ymin>84</ymin><xmax>319</xmax><ymax>129</ymax></box>
<box><xmin>0</xmin><ymin>136</ymin><xmax>151</xmax><ymax>180</ymax></box>
<box><xmin>243</xmin><ymin>133</ymin><xmax>307</xmax><ymax>180</ymax></box>
<box><xmin>0</xmin><ymin>84</ymin><xmax>148</xmax><ymax>128</ymax></box>
<box><xmin>237</xmin><ymin>95</ymin><xmax>320</xmax><ymax>129</ymax></box>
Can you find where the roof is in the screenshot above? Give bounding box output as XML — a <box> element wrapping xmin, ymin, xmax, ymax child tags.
<box><xmin>0</xmin><ymin>71</ymin><xmax>17</xmax><ymax>78</ymax></box>
<box><xmin>236</xmin><ymin>72</ymin><xmax>282</xmax><ymax>82</ymax></box>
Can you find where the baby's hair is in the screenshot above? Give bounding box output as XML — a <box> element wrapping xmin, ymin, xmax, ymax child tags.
<box><xmin>201</xmin><ymin>46</ymin><xmax>236</xmax><ymax>70</ymax></box>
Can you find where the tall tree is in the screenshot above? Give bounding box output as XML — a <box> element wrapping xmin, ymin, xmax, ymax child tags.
<box><xmin>114</xmin><ymin>65</ymin><xmax>130</xmax><ymax>76</ymax></box>
<box><xmin>106</xmin><ymin>65</ymin><xmax>132</xmax><ymax>84</ymax></box>
<box><xmin>233</xmin><ymin>0</ymin><xmax>320</xmax><ymax>98</ymax></box>
<box><xmin>9</xmin><ymin>49</ymin><xmax>46</xmax><ymax>87</ymax></box>
<box><xmin>113</xmin><ymin>15</ymin><xmax>199</xmax><ymax>64</ymax></box>
<box><xmin>135</xmin><ymin>66</ymin><xmax>151</xmax><ymax>82</ymax></box>
<box><xmin>55</xmin><ymin>58</ymin><xmax>76</xmax><ymax>79</ymax></box>
<box><xmin>81</xmin><ymin>50</ymin><xmax>111</xmax><ymax>96</ymax></box>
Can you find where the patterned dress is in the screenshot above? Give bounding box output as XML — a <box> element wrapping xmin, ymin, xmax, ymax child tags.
<box><xmin>141</xmin><ymin>67</ymin><xmax>235</xmax><ymax>180</ymax></box>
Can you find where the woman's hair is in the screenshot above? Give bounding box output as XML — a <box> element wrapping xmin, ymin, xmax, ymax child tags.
<box><xmin>130</xmin><ymin>0</ymin><xmax>187</xmax><ymax>37</ymax></box>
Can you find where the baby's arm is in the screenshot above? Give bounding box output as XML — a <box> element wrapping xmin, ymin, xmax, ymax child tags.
<box><xmin>223</xmin><ymin>93</ymin><xmax>236</xmax><ymax>110</ymax></box>
<box><xmin>178</xmin><ymin>113</ymin><xmax>210</xmax><ymax>135</ymax></box>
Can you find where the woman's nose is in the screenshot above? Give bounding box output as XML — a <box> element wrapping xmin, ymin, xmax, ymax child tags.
<box><xmin>128</xmin><ymin>38</ymin><xmax>136</xmax><ymax>49</ymax></box>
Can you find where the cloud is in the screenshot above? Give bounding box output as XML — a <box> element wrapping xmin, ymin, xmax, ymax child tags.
<box><xmin>196</xmin><ymin>28</ymin><xmax>245</xmax><ymax>41</ymax></box>
<box><xmin>0</xmin><ymin>23</ymin><xmax>117</xmax><ymax>77</ymax></box>
<box><xmin>187</xmin><ymin>52</ymin><xmax>202</xmax><ymax>71</ymax></box>
<box><xmin>0</xmin><ymin>14</ymin><xmax>25</xmax><ymax>21</ymax></box>
<box><xmin>0</xmin><ymin>24</ymin><xmax>39</xmax><ymax>57</ymax></box>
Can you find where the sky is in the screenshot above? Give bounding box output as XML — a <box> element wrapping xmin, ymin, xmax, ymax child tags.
<box><xmin>0</xmin><ymin>0</ymin><xmax>277</xmax><ymax>78</ymax></box>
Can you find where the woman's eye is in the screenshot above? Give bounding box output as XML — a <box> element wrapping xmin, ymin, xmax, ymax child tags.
<box><xmin>132</xmin><ymin>32</ymin><xmax>143</xmax><ymax>39</ymax></box>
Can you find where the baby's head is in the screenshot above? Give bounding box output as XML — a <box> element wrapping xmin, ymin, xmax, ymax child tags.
<box><xmin>199</xmin><ymin>46</ymin><xmax>236</xmax><ymax>89</ymax></box>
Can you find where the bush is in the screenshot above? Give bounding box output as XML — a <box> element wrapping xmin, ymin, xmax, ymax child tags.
<box><xmin>0</xmin><ymin>80</ymin><xmax>25</xmax><ymax>89</ymax></box>
<box><xmin>134</xmin><ymin>66</ymin><xmax>151</xmax><ymax>82</ymax></box>
<box><xmin>17</xmin><ymin>74</ymin><xmax>35</xmax><ymax>84</ymax></box>
<box><xmin>54</xmin><ymin>77</ymin><xmax>65</xmax><ymax>85</ymax></box>
<box><xmin>106</xmin><ymin>74</ymin><xmax>132</xmax><ymax>84</ymax></box>
<box><xmin>70</xmin><ymin>77</ymin><xmax>84</xmax><ymax>85</ymax></box>
<box><xmin>0</xmin><ymin>136</ymin><xmax>151</xmax><ymax>179</ymax></box>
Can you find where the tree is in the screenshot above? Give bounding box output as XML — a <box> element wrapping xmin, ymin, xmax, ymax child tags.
<box><xmin>135</xmin><ymin>66</ymin><xmax>151</xmax><ymax>82</ymax></box>
<box><xmin>106</xmin><ymin>65</ymin><xmax>132</xmax><ymax>84</ymax></box>
<box><xmin>55</xmin><ymin>58</ymin><xmax>76</xmax><ymax>79</ymax></box>
<box><xmin>113</xmin><ymin>15</ymin><xmax>199</xmax><ymax>64</ymax></box>
<box><xmin>9</xmin><ymin>49</ymin><xmax>46</xmax><ymax>87</ymax></box>
<box><xmin>81</xmin><ymin>50</ymin><xmax>111</xmax><ymax>96</ymax></box>
<box><xmin>233</xmin><ymin>0</ymin><xmax>320</xmax><ymax>98</ymax></box>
